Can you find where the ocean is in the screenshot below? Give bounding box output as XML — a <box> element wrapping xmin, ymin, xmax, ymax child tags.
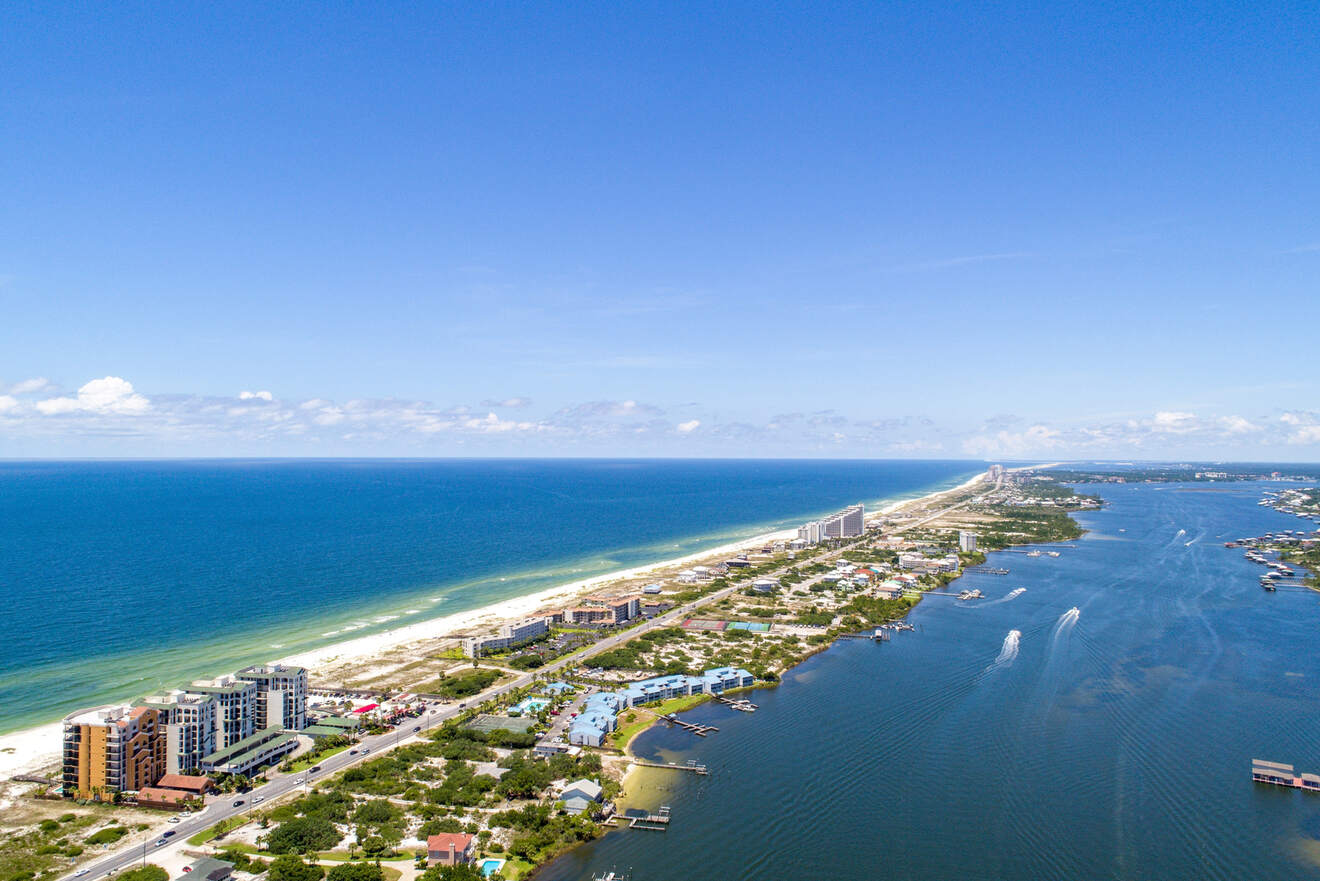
<box><xmin>0</xmin><ymin>458</ymin><xmax>979</xmax><ymax>734</ymax></box>
<box><xmin>536</xmin><ymin>480</ymin><xmax>1320</xmax><ymax>881</ymax></box>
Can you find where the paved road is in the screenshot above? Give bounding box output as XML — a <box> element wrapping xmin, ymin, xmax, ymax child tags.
<box><xmin>67</xmin><ymin>475</ymin><xmax>986</xmax><ymax>881</ymax></box>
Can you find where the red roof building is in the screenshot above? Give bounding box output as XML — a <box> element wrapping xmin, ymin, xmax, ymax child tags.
<box><xmin>426</xmin><ymin>833</ymin><xmax>475</xmax><ymax>866</ymax></box>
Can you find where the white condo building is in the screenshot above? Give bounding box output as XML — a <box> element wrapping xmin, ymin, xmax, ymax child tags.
<box><xmin>237</xmin><ymin>664</ymin><xmax>308</xmax><ymax>731</ymax></box>
<box><xmin>822</xmin><ymin>504</ymin><xmax>865</xmax><ymax>538</ymax></box>
<box><xmin>959</xmin><ymin>531</ymin><xmax>978</xmax><ymax>553</ymax></box>
<box><xmin>462</xmin><ymin>615</ymin><xmax>551</xmax><ymax>658</ymax></box>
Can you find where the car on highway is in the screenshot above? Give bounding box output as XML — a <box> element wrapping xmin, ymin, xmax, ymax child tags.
<box><xmin>162</xmin><ymin>831</ymin><xmax>176</xmax><ymax>839</ymax></box>
<box><xmin>349</xmin><ymin>749</ymin><xmax>358</xmax><ymax>755</ymax></box>
<box><xmin>74</xmin><ymin>870</ymin><xmax>89</xmax><ymax>877</ymax></box>
<box><xmin>253</xmin><ymin>796</ymin><xmax>265</xmax><ymax>804</ymax></box>
<box><xmin>360</xmin><ymin>747</ymin><xmax>369</xmax><ymax>754</ymax></box>
<box><xmin>167</xmin><ymin>817</ymin><xmax>181</xmax><ymax>824</ymax></box>
<box><xmin>154</xmin><ymin>840</ymin><xmax>166</xmax><ymax>848</ymax></box>
<box><xmin>309</xmin><ymin>766</ymin><xmax>322</xmax><ymax>773</ymax></box>
<box><xmin>232</xmin><ymin>799</ymin><xmax>244</xmax><ymax>807</ymax></box>
<box><xmin>295</xmin><ymin>777</ymin><xmax>306</xmax><ymax>784</ymax></box>
<box><xmin>412</xmin><ymin>725</ymin><xmax>421</xmax><ymax>732</ymax></box>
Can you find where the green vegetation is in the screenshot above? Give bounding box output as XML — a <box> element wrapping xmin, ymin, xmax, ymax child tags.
<box><xmin>83</xmin><ymin>827</ymin><xmax>128</xmax><ymax>846</ymax></box>
<box><xmin>268</xmin><ymin>854</ymin><xmax>325</xmax><ymax>881</ymax></box>
<box><xmin>326</xmin><ymin>864</ymin><xmax>383</xmax><ymax>881</ymax></box>
<box><xmin>285</xmin><ymin>736</ymin><xmax>354</xmax><ymax>772</ymax></box>
<box><xmin>264</xmin><ymin>817</ymin><xmax>343</xmax><ymax>854</ymax></box>
<box><xmin>114</xmin><ymin>866</ymin><xmax>167</xmax><ymax>881</ymax></box>
<box><xmin>187</xmin><ymin>815</ymin><xmax>249</xmax><ymax>845</ymax></box>
<box><xmin>424</xmin><ymin>668</ymin><xmax>502</xmax><ymax>698</ymax></box>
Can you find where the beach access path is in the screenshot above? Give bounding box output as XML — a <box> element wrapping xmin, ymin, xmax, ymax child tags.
<box><xmin>60</xmin><ymin>472</ymin><xmax>990</xmax><ymax>881</ymax></box>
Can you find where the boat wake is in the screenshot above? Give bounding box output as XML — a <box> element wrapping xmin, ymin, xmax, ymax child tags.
<box><xmin>981</xmin><ymin>587</ymin><xmax>1027</xmax><ymax>607</ymax></box>
<box><xmin>1051</xmin><ymin>607</ymin><xmax>1080</xmax><ymax>643</ymax></box>
<box><xmin>990</xmin><ymin>630</ymin><xmax>1022</xmax><ymax>668</ymax></box>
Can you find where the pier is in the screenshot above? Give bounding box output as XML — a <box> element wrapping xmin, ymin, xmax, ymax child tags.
<box><xmin>1252</xmin><ymin>759</ymin><xmax>1320</xmax><ymax>791</ymax></box>
<box><xmin>614</xmin><ymin>805</ymin><xmax>672</xmax><ymax>830</ymax></box>
<box><xmin>714</xmin><ymin>695</ymin><xmax>757</xmax><ymax>712</ymax></box>
<box><xmin>630</xmin><ymin>758</ymin><xmax>708</xmax><ymax>774</ymax></box>
<box><xmin>979</xmin><ymin>567</ymin><xmax>1010</xmax><ymax>575</ymax></box>
<box><xmin>661</xmin><ymin>714</ymin><xmax>718</xmax><ymax>736</ymax></box>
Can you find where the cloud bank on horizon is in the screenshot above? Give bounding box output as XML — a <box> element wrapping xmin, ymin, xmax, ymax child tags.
<box><xmin>3</xmin><ymin>375</ymin><xmax>1318</xmax><ymax>460</ymax></box>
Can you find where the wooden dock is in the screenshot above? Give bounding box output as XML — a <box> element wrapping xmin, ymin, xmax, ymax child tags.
<box><xmin>630</xmin><ymin>759</ymin><xmax>708</xmax><ymax>775</ymax></box>
<box><xmin>614</xmin><ymin>805</ymin><xmax>672</xmax><ymax>830</ymax></box>
<box><xmin>714</xmin><ymin>695</ymin><xmax>757</xmax><ymax>712</ymax></box>
<box><xmin>661</xmin><ymin>714</ymin><xmax>718</xmax><ymax>736</ymax></box>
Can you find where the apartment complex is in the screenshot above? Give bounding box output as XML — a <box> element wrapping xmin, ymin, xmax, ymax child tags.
<box><xmin>822</xmin><ymin>504</ymin><xmax>865</xmax><ymax>539</ymax></box>
<box><xmin>237</xmin><ymin>664</ymin><xmax>308</xmax><ymax>730</ymax></box>
<box><xmin>959</xmin><ymin>530</ymin><xmax>978</xmax><ymax>553</ymax></box>
<box><xmin>61</xmin><ymin>705</ymin><xmax>167</xmax><ymax>799</ymax></box>
<box><xmin>62</xmin><ymin>664</ymin><xmax>308</xmax><ymax>798</ymax></box>
<box><xmin>185</xmin><ymin>677</ymin><xmax>257</xmax><ymax>750</ymax></box>
<box><xmin>139</xmin><ymin>692</ymin><xmax>218</xmax><ymax>775</ymax></box>
<box><xmin>462</xmin><ymin>616</ymin><xmax>551</xmax><ymax>658</ymax></box>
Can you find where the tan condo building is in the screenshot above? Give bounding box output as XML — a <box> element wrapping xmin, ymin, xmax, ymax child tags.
<box><xmin>61</xmin><ymin>705</ymin><xmax>166</xmax><ymax>800</ymax></box>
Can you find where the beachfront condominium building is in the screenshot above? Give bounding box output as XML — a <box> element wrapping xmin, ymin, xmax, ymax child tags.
<box><xmin>797</xmin><ymin>521</ymin><xmax>823</xmax><ymax>545</ymax></box>
<box><xmin>61</xmin><ymin>705</ymin><xmax>166</xmax><ymax>799</ymax></box>
<box><xmin>822</xmin><ymin>504</ymin><xmax>865</xmax><ymax>539</ymax></box>
<box><xmin>462</xmin><ymin>616</ymin><xmax>551</xmax><ymax>658</ymax></box>
<box><xmin>138</xmin><ymin>691</ymin><xmax>218</xmax><ymax>775</ymax></box>
<box><xmin>959</xmin><ymin>531</ymin><xmax>978</xmax><ymax>553</ymax></box>
<box><xmin>236</xmin><ymin>664</ymin><xmax>308</xmax><ymax>731</ymax></box>
<box><xmin>185</xmin><ymin>676</ymin><xmax>257</xmax><ymax>750</ymax></box>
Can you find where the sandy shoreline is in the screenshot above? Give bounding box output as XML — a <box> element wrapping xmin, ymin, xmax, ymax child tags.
<box><xmin>0</xmin><ymin>469</ymin><xmax>987</xmax><ymax>779</ymax></box>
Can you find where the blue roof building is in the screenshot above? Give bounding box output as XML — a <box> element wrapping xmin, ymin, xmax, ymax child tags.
<box><xmin>544</xmin><ymin>682</ymin><xmax>576</xmax><ymax>695</ymax></box>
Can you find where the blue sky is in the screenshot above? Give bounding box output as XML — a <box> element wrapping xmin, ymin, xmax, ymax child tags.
<box><xmin>1</xmin><ymin>2</ymin><xmax>1318</xmax><ymax>459</ymax></box>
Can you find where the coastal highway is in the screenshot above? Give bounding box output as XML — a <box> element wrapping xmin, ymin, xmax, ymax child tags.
<box><xmin>66</xmin><ymin>474</ymin><xmax>988</xmax><ymax>881</ymax></box>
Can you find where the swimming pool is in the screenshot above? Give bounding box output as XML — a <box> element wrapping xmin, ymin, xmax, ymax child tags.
<box><xmin>479</xmin><ymin>858</ymin><xmax>506</xmax><ymax>877</ymax></box>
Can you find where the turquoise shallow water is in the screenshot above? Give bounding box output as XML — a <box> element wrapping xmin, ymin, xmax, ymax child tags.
<box><xmin>537</xmin><ymin>480</ymin><xmax>1320</xmax><ymax>881</ymax></box>
<box><xmin>0</xmin><ymin>458</ymin><xmax>978</xmax><ymax>733</ymax></box>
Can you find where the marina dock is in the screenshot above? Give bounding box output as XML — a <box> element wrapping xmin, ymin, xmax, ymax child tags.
<box><xmin>661</xmin><ymin>714</ymin><xmax>718</xmax><ymax>736</ymax></box>
<box><xmin>1252</xmin><ymin>759</ymin><xmax>1320</xmax><ymax>791</ymax></box>
<box><xmin>614</xmin><ymin>805</ymin><xmax>672</xmax><ymax>830</ymax></box>
<box><xmin>714</xmin><ymin>695</ymin><xmax>757</xmax><ymax>712</ymax></box>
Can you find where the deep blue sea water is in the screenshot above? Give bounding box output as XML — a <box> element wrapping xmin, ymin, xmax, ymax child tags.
<box><xmin>0</xmin><ymin>458</ymin><xmax>979</xmax><ymax>733</ymax></box>
<box><xmin>537</xmin><ymin>480</ymin><xmax>1320</xmax><ymax>881</ymax></box>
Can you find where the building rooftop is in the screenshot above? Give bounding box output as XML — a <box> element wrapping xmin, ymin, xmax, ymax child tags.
<box><xmin>201</xmin><ymin>726</ymin><xmax>292</xmax><ymax>767</ymax></box>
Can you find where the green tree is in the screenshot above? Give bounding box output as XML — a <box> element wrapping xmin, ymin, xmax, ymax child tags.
<box><xmin>116</xmin><ymin>867</ymin><xmax>168</xmax><ymax>881</ymax></box>
<box><xmin>267</xmin><ymin>855</ymin><xmax>326</xmax><ymax>881</ymax></box>
<box><xmin>264</xmin><ymin>816</ymin><xmax>343</xmax><ymax>854</ymax></box>
<box><xmin>326</xmin><ymin>863</ymin><xmax>383</xmax><ymax>881</ymax></box>
<box><xmin>420</xmin><ymin>865</ymin><xmax>484</xmax><ymax>881</ymax></box>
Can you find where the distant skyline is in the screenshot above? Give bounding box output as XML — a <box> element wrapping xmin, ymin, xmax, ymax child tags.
<box><xmin>2</xmin><ymin>3</ymin><xmax>1318</xmax><ymax>459</ymax></box>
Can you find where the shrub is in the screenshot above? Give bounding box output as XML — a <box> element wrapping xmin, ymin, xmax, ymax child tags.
<box><xmin>264</xmin><ymin>816</ymin><xmax>342</xmax><ymax>854</ymax></box>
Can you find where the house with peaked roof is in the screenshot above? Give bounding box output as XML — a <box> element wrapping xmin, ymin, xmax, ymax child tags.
<box><xmin>427</xmin><ymin>833</ymin><xmax>476</xmax><ymax>866</ymax></box>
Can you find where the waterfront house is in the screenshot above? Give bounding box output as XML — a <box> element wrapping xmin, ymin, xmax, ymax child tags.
<box><xmin>560</xmin><ymin>778</ymin><xmax>604</xmax><ymax>815</ymax></box>
<box><xmin>427</xmin><ymin>833</ymin><xmax>476</xmax><ymax>866</ymax></box>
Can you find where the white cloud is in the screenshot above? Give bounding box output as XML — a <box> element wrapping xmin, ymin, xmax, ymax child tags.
<box><xmin>36</xmin><ymin>376</ymin><xmax>150</xmax><ymax>416</ymax></box>
<box><xmin>676</xmin><ymin>420</ymin><xmax>700</xmax><ymax>433</ymax></box>
<box><xmin>1219</xmin><ymin>415</ymin><xmax>1259</xmax><ymax>434</ymax></box>
<box><xmin>480</xmin><ymin>397</ymin><xmax>532</xmax><ymax>409</ymax></box>
<box><xmin>7</xmin><ymin>377</ymin><xmax>52</xmax><ymax>395</ymax></box>
<box><xmin>239</xmin><ymin>390</ymin><xmax>274</xmax><ymax>401</ymax></box>
<box><xmin>962</xmin><ymin>424</ymin><xmax>1061</xmax><ymax>458</ymax></box>
<box><xmin>1151</xmin><ymin>411</ymin><xmax>1198</xmax><ymax>433</ymax></box>
<box><xmin>0</xmin><ymin>395</ymin><xmax>17</xmax><ymax>414</ymax></box>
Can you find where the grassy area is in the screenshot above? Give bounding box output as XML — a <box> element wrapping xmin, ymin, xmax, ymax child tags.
<box><xmin>288</xmin><ymin>744</ymin><xmax>350</xmax><ymax>772</ymax></box>
<box><xmin>186</xmin><ymin>815</ymin><xmax>249</xmax><ymax>846</ymax></box>
<box><xmin>610</xmin><ymin>693</ymin><xmax>711</xmax><ymax>751</ymax></box>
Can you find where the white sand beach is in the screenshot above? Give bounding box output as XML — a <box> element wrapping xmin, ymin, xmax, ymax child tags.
<box><xmin>0</xmin><ymin>469</ymin><xmax>988</xmax><ymax>780</ymax></box>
